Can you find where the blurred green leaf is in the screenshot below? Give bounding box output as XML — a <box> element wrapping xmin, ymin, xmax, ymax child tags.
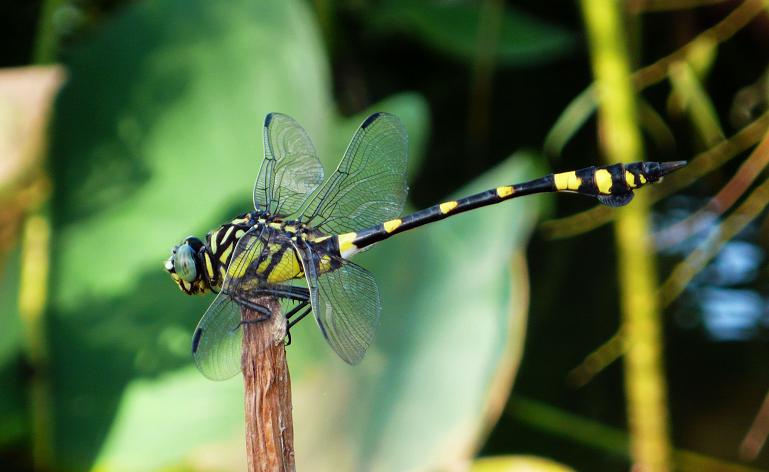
<box><xmin>0</xmin><ymin>249</ymin><xmax>22</xmax><ymax>370</ymax></box>
<box><xmin>668</xmin><ymin>61</ymin><xmax>724</xmax><ymax>147</ymax></box>
<box><xmin>368</xmin><ymin>0</ymin><xmax>574</xmax><ymax>66</ymax></box>
<box><xmin>92</xmin><ymin>369</ymin><xmax>246</xmax><ymax>472</ymax></box>
<box><xmin>471</xmin><ymin>455</ymin><xmax>576</xmax><ymax>472</ymax></box>
<box><xmin>86</xmin><ymin>91</ymin><xmax>430</xmax><ymax>471</ymax></box>
<box><xmin>543</xmin><ymin>87</ymin><xmax>596</xmax><ymax>158</ymax></box>
<box><xmin>0</xmin><ymin>248</ymin><xmax>25</xmax><ymax>447</ymax></box>
<box><xmin>40</xmin><ymin>0</ymin><xmax>432</xmax><ymax>469</ymax></box>
<box><xmin>288</xmin><ymin>152</ymin><xmax>545</xmax><ymax>471</ymax></box>
<box><xmin>46</xmin><ymin>0</ymin><xmax>331</xmax><ymax>469</ymax></box>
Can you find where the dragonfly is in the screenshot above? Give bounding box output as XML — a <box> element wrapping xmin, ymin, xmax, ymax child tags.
<box><xmin>165</xmin><ymin>111</ymin><xmax>686</xmax><ymax>380</ymax></box>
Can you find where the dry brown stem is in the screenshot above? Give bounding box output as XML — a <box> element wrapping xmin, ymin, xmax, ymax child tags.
<box><xmin>241</xmin><ymin>298</ymin><xmax>295</xmax><ymax>472</ymax></box>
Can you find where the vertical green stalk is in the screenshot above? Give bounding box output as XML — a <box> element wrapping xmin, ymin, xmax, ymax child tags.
<box><xmin>23</xmin><ymin>0</ymin><xmax>62</xmax><ymax>468</ymax></box>
<box><xmin>34</xmin><ymin>0</ymin><xmax>65</xmax><ymax>64</ymax></box>
<box><xmin>18</xmin><ymin>211</ymin><xmax>52</xmax><ymax>469</ymax></box>
<box><xmin>579</xmin><ymin>1</ymin><xmax>672</xmax><ymax>471</ymax></box>
<box><xmin>466</xmin><ymin>0</ymin><xmax>503</xmax><ymax>169</ymax></box>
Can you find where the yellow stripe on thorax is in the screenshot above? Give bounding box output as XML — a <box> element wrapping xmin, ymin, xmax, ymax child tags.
<box><xmin>204</xmin><ymin>252</ymin><xmax>215</xmax><ymax>281</ymax></box>
<box><xmin>227</xmin><ymin>246</ymin><xmax>257</xmax><ymax>279</ymax></box>
<box><xmin>210</xmin><ymin>229</ymin><xmax>220</xmax><ymax>253</ymax></box>
<box><xmin>554</xmin><ymin>171</ymin><xmax>582</xmax><ymax>191</ymax></box>
<box><xmin>265</xmin><ymin>249</ymin><xmax>303</xmax><ymax>284</ymax></box>
<box><xmin>218</xmin><ymin>242</ymin><xmax>234</xmax><ymax>265</ymax></box>
<box><xmin>594</xmin><ymin>169</ymin><xmax>613</xmax><ymax>194</ymax></box>
<box><xmin>222</xmin><ymin>225</ymin><xmax>234</xmax><ymax>243</ymax></box>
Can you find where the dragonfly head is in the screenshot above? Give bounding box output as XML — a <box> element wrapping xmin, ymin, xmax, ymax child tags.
<box><xmin>165</xmin><ymin>236</ymin><xmax>210</xmax><ymax>295</ymax></box>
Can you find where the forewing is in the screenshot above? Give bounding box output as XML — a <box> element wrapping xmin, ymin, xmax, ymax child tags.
<box><xmin>254</xmin><ymin>113</ymin><xmax>325</xmax><ymax>216</ymax></box>
<box><xmin>191</xmin><ymin>226</ymin><xmax>303</xmax><ymax>380</ymax></box>
<box><xmin>299</xmin><ymin>112</ymin><xmax>408</xmax><ymax>234</ymax></box>
<box><xmin>191</xmin><ymin>294</ymin><xmax>244</xmax><ymax>380</ymax></box>
<box><xmin>294</xmin><ymin>240</ymin><xmax>381</xmax><ymax>364</ymax></box>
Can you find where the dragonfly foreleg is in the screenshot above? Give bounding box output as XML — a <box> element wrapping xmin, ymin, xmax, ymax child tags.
<box><xmin>284</xmin><ymin>301</ymin><xmax>312</xmax><ymax>346</ymax></box>
<box><xmin>233</xmin><ymin>303</ymin><xmax>273</xmax><ymax>331</ymax></box>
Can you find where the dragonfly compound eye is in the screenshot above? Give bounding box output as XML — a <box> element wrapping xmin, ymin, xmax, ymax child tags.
<box><xmin>174</xmin><ymin>244</ymin><xmax>198</xmax><ymax>282</ymax></box>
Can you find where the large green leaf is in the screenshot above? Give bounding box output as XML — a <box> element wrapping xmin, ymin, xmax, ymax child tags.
<box><xmin>25</xmin><ymin>0</ymin><xmax>541</xmax><ymax>469</ymax></box>
<box><xmin>45</xmin><ymin>0</ymin><xmax>332</xmax><ymax>469</ymax></box>
<box><xmin>0</xmin><ymin>248</ymin><xmax>25</xmax><ymax>447</ymax></box>
<box><xmin>368</xmin><ymin>0</ymin><xmax>574</xmax><ymax>66</ymax></box>
<box><xmin>288</xmin><ymin>152</ymin><xmax>545</xmax><ymax>471</ymax></box>
<box><xmin>87</xmin><ymin>92</ymin><xmax>429</xmax><ymax>472</ymax></box>
<box><xmin>35</xmin><ymin>0</ymin><xmax>430</xmax><ymax>470</ymax></box>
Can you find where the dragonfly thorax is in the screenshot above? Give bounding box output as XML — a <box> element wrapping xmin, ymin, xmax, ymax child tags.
<box><xmin>165</xmin><ymin>211</ymin><xmax>340</xmax><ymax>296</ymax></box>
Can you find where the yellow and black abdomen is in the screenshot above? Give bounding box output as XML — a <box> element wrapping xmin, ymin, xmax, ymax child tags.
<box><xmin>551</xmin><ymin>161</ymin><xmax>681</xmax><ymax>207</ymax></box>
<box><xmin>339</xmin><ymin>160</ymin><xmax>686</xmax><ymax>255</ymax></box>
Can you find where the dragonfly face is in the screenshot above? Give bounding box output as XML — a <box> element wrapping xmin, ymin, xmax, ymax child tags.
<box><xmin>165</xmin><ymin>236</ymin><xmax>211</xmax><ymax>295</ymax></box>
<box><xmin>166</xmin><ymin>111</ymin><xmax>685</xmax><ymax>380</ymax></box>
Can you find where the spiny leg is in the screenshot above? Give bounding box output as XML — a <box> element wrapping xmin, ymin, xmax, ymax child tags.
<box><xmin>231</xmin><ymin>286</ymin><xmax>309</xmax><ymax>331</ymax></box>
<box><xmin>284</xmin><ymin>302</ymin><xmax>312</xmax><ymax>346</ymax></box>
<box><xmin>234</xmin><ymin>303</ymin><xmax>272</xmax><ymax>331</ymax></box>
<box><xmin>288</xmin><ymin>305</ymin><xmax>312</xmax><ymax>328</ymax></box>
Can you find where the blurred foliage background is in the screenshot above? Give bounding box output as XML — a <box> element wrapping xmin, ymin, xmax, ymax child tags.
<box><xmin>1</xmin><ymin>0</ymin><xmax>769</xmax><ymax>471</ymax></box>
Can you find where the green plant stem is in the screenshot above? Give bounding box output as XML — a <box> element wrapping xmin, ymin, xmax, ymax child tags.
<box><xmin>23</xmin><ymin>0</ymin><xmax>63</xmax><ymax>467</ymax></box>
<box><xmin>508</xmin><ymin>395</ymin><xmax>765</xmax><ymax>472</ymax></box>
<box><xmin>579</xmin><ymin>1</ymin><xmax>672</xmax><ymax>471</ymax></box>
<box><xmin>34</xmin><ymin>0</ymin><xmax>65</xmax><ymax>64</ymax></box>
<box><xmin>466</xmin><ymin>0</ymin><xmax>503</xmax><ymax>170</ymax></box>
<box><xmin>18</xmin><ymin>211</ymin><xmax>52</xmax><ymax>469</ymax></box>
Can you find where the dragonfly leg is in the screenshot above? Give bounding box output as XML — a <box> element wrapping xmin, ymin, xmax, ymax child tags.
<box><xmin>253</xmin><ymin>285</ymin><xmax>310</xmax><ymax>302</ymax></box>
<box><xmin>284</xmin><ymin>301</ymin><xmax>309</xmax><ymax>320</ymax></box>
<box><xmin>233</xmin><ymin>303</ymin><xmax>272</xmax><ymax>331</ymax></box>
<box><xmin>284</xmin><ymin>302</ymin><xmax>312</xmax><ymax>346</ymax></box>
<box><xmin>288</xmin><ymin>305</ymin><xmax>312</xmax><ymax>328</ymax></box>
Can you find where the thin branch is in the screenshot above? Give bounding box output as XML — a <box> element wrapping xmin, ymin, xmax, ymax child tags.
<box><xmin>508</xmin><ymin>395</ymin><xmax>767</xmax><ymax>472</ymax></box>
<box><xmin>543</xmin><ymin>0</ymin><xmax>765</xmax><ymax>160</ymax></box>
<box><xmin>632</xmin><ymin>0</ymin><xmax>767</xmax><ymax>90</ymax></box>
<box><xmin>740</xmin><ymin>389</ymin><xmax>769</xmax><ymax>461</ymax></box>
<box><xmin>627</xmin><ymin>0</ymin><xmax>733</xmax><ymax>13</ymax></box>
<box><xmin>656</xmin><ymin>127</ymin><xmax>769</xmax><ymax>248</ymax></box>
<box><xmin>570</xmin><ymin>164</ymin><xmax>769</xmax><ymax>385</ymax></box>
<box><xmin>659</xmin><ymin>172</ymin><xmax>769</xmax><ymax>306</ymax></box>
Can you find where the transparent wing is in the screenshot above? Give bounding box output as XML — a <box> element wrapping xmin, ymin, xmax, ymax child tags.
<box><xmin>597</xmin><ymin>191</ymin><xmax>634</xmax><ymax>207</ymax></box>
<box><xmin>299</xmin><ymin>112</ymin><xmax>408</xmax><ymax>234</ymax></box>
<box><xmin>191</xmin><ymin>294</ymin><xmax>245</xmax><ymax>380</ymax></box>
<box><xmin>191</xmin><ymin>226</ymin><xmax>308</xmax><ymax>380</ymax></box>
<box><xmin>294</xmin><ymin>239</ymin><xmax>381</xmax><ymax>364</ymax></box>
<box><xmin>254</xmin><ymin>113</ymin><xmax>325</xmax><ymax>216</ymax></box>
